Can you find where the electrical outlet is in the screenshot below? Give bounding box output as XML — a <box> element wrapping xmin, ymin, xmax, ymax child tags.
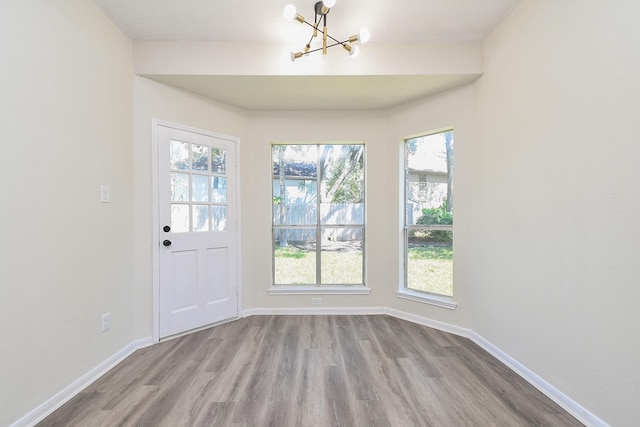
<box><xmin>101</xmin><ymin>312</ymin><xmax>111</xmax><ymax>332</ymax></box>
<box><xmin>100</xmin><ymin>185</ymin><xmax>110</xmax><ymax>203</ymax></box>
<box><xmin>311</xmin><ymin>297</ymin><xmax>322</xmax><ymax>306</ymax></box>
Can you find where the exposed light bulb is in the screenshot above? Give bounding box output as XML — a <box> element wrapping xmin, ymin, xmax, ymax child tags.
<box><xmin>290</xmin><ymin>51</ymin><xmax>303</xmax><ymax>62</ymax></box>
<box><xmin>283</xmin><ymin>4</ymin><xmax>297</xmax><ymax>21</ymax></box>
<box><xmin>323</xmin><ymin>0</ymin><xmax>337</xmax><ymax>8</ymax></box>
<box><xmin>349</xmin><ymin>45</ymin><xmax>360</xmax><ymax>58</ymax></box>
<box><xmin>358</xmin><ymin>27</ymin><xmax>370</xmax><ymax>44</ymax></box>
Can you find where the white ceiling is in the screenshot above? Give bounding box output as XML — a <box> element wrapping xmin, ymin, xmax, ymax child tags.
<box><xmin>93</xmin><ymin>0</ymin><xmax>520</xmax><ymax>43</ymax></box>
<box><xmin>93</xmin><ymin>0</ymin><xmax>521</xmax><ymax>110</ymax></box>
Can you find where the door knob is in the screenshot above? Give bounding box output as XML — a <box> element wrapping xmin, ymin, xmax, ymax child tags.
<box><xmin>163</xmin><ymin>225</ymin><xmax>171</xmax><ymax>232</ymax></box>
<box><xmin>162</xmin><ymin>240</ymin><xmax>172</xmax><ymax>247</ymax></box>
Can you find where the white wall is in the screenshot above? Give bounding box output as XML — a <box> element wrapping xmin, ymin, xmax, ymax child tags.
<box><xmin>133</xmin><ymin>77</ymin><xmax>248</xmax><ymax>337</ymax></box>
<box><xmin>0</xmin><ymin>1</ymin><xmax>134</xmax><ymax>425</ymax></box>
<box><xmin>472</xmin><ymin>0</ymin><xmax>640</xmax><ymax>424</ymax></box>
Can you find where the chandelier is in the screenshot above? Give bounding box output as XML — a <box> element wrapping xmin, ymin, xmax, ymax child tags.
<box><xmin>283</xmin><ymin>0</ymin><xmax>370</xmax><ymax>61</ymax></box>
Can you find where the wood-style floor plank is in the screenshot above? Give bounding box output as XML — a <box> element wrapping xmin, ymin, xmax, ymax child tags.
<box><xmin>37</xmin><ymin>315</ymin><xmax>583</xmax><ymax>426</ymax></box>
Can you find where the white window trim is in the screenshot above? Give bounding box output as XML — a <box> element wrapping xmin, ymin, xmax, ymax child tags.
<box><xmin>268</xmin><ymin>286</ymin><xmax>371</xmax><ymax>295</ymax></box>
<box><xmin>396</xmin><ymin>288</ymin><xmax>457</xmax><ymax>310</ymax></box>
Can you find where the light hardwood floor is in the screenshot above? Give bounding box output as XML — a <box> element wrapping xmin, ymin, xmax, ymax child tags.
<box><xmin>38</xmin><ymin>315</ymin><xmax>583</xmax><ymax>426</ymax></box>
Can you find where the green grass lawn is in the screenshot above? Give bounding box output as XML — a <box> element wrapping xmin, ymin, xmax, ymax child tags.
<box><xmin>274</xmin><ymin>246</ymin><xmax>362</xmax><ymax>285</ymax></box>
<box><xmin>273</xmin><ymin>246</ymin><xmax>316</xmax><ymax>284</ymax></box>
<box><xmin>274</xmin><ymin>244</ymin><xmax>452</xmax><ymax>296</ymax></box>
<box><xmin>407</xmin><ymin>246</ymin><xmax>453</xmax><ymax>296</ymax></box>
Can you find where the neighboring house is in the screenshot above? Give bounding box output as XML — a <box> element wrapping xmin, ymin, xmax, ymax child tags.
<box><xmin>406</xmin><ymin>167</ymin><xmax>449</xmax><ymax>224</ymax></box>
<box><xmin>407</xmin><ymin>167</ymin><xmax>448</xmax><ymax>206</ymax></box>
<box><xmin>272</xmin><ymin>161</ymin><xmax>317</xmax><ymax>205</ymax></box>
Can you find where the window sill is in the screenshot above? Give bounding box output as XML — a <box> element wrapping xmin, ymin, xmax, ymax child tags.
<box><xmin>396</xmin><ymin>289</ymin><xmax>458</xmax><ymax>310</ymax></box>
<box><xmin>268</xmin><ymin>286</ymin><xmax>371</xmax><ymax>295</ymax></box>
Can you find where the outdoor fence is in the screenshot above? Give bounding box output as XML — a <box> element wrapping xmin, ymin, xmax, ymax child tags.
<box><xmin>274</xmin><ymin>203</ymin><xmax>364</xmax><ymax>243</ymax></box>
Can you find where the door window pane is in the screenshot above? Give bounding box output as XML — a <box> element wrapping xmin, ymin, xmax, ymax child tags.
<box><xmin>211</xmin><ymin>177</ymin><xmax>227</xmax><ymax>203</ymax></box>
<box><xmin>192</xmin><ymin>144</ymin><xmax>209</xmax><ymax>171</ymax></box>
<box><xmin>212</xmin><ymin>206</ymin><xmax>227</xmax><ymax>231</ymax></box>
<box><xmin>171</xmin><ymin>204</ymin><xmax>190</xmax><ymax>232</ymax></box>
<box><xmin>193</xmin><ymin>205</ymin><xmax>210</xmax><ymax>232</ymax></box>
<box><xmin>170</xmin><ymin>140</ymin><xmax>189</xmax><ymax>170</ymax></box>
<box><xmin>192</xmin><ymin>174</ymin><xmax>209</xmax><ymax>202</ymax></box>
<box><xmin>211</xmin><ymin>148</ymin><xmax>226</xmax><ymax>174</ymax></box>
<box><xmin>171</xmin><ymin>173</ymin><xmax>189</xmax><ymax>202</ymax></box>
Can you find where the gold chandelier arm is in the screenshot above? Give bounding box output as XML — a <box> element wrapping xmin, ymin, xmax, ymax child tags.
<box><xmin>301</xmin><ymin>40</ymin><xmax>351</xmax><ymax>55</ymax></box>
<box><xmin>290</xmin><ymin>38</ymin><xmax>356</xmax><ymax>61</ymax></box>
<box><xmin>323</xmin><ymin>25</ymin><xmax>328</xmax><ymax>54</ymax></box>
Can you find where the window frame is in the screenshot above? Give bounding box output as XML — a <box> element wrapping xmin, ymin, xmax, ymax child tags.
<box><xmin>398</xmin><ymin>129</ymin><xmax>457</xmax><ymax>310</ymax></box>
<box><xmin>269</xmin><ymin>142</ymin><xmax>369</xmax><ymax>294</ymax></box>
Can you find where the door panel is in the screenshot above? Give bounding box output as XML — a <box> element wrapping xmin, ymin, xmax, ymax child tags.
<box><xmin>204</xmin><ymin>248</ymin><xmax>228</xmax><ymax>302</ymax></box>
<box><xmin>171</xmin><ymin>250</ymin><xmax>198</xmax><ymax>311</ymax></box>
<box><xmin>158</xmin><ymin>124</ymin><xmax>238</xmax><ymax>338</ymax></box>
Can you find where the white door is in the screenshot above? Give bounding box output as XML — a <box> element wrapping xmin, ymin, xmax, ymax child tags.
<box><xmin>157</xmin><ymin>124</ymin><xmax>238</xmax><ymax>338</ymax></box>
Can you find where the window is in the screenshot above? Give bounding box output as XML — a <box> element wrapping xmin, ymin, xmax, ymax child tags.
<box><xmin>404</xmin><ymin>130</ymin><xmax>454</xmax><ymax>297</ymax></box>
<box><xmin>272</xmin><ymin>144</ymin><xmax>365</xmax><ymax>286</ymax></box>
<box><xmin>169</xmin><ymin>140</ymin><xmax>227</xmax><ymax>232</ymax></box>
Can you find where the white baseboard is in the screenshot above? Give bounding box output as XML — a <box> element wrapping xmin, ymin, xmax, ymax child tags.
<box><xmin>469</xmin><ymin>332</ymin><xmax>607</xmax><ymax>427</ymax></box>
<box><xmin>383</xmin><ymin>307</ymin><xmax>472</xmax><ymax>338</ymax></box>
<box><xmin>242</xmin><ymin>306</ymin><xmax>386</xmax><ymax>317</ymax></box>
<box><xmin>11</xmin><ymin>337</ymin><xmax>153</xmax><ymax>427</ymax></box>
<box><xmin>242</xmin><ymin>307</ymin><xmax>472</xmax><ymax>339</ymax></box>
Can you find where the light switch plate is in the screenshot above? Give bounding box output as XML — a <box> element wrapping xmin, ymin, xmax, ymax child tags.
<box><xmin>102</xmin><ymin>312</ymin><xmax>111</xmax><ymax>332</ymax></box>
<box><xmin>100</xmin><ymin>185</ymin><xmax>110</xmax><ymax>203</ymax></box>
